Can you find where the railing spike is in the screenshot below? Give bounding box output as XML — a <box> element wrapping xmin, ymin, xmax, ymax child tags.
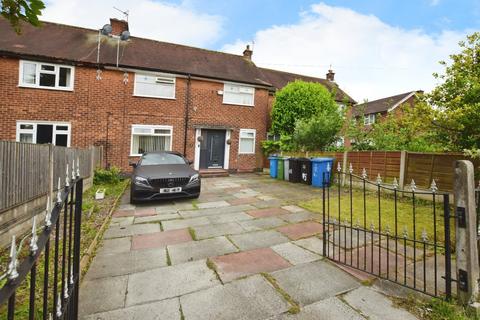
<box><xmin>410</xmin><ymin>179</ymin><xmax>417</xmax><ymax>192</ymax></box>
<box><xmin>30</xmin><ymin>216</ymin><xmax>38</xmax><ymax>255</ymax></box>
<box><xmin>45</xmin><ymin>196</ymin><xmax>52</xmax><ymax>228</ymax></box>
<box><xmin>430</xmin><ymin>179</ymin><xmax>438</xmax><ymax>193</ymax></box>
<box><xmin>376</xmin><ymin>173</ymin><xmax>382</xmax><ymax>185</ymax></box>
<box><xmin>65</xmin><ymin>163</ymin><xmax>70</xmax><ymax>187</ymax></box>
<box><xmin>70</xmin><ymin>269</ymin><xmax>74</xmax><ymax>285</ymax></box>
<box><xmin>393</xmin><ymin>177</ymin><xmax>399</xmax><ymax>189</ymax></box>
<box><xmin>7</xmin><ymin>236</ymin><xmax>19</xmax><ymax>280</ymax></box>
<box><xmin>56</xmin><ymin>296</ymin><xmax>62</xmax><ymax>317</ymax></box>
<box><xmin>370</xmin><ymin>221</ymin><xmax>375</xmax><ymax>231</ymax></box>
<box><xmin>385</xmin><ymin>225</ymin><xmax>391</xmax><ymax>235</ymax></box>
<box><xmin>361</xmin><ymin>168</ymin><xmax>367</xmax><ymax>179</ymax></box>
<box><xmin>64</xmin><ymin>279</ymin><xmax>69</xmax><ymax>298</ymax></box>
<box><xmin>337</xmin><ymin>162</ymin><xmax>341</xmax><ymax>172</ymax></box>
<box><xmin>349</xmin><ymin>163</ymin><xmax>353</xmax><ymax>174</ymax></box>
<box><xmin>56</xmin><ymin>177</ymin><xmax>62</xmax><ymax>204</ymax></box>
<box><xmin>403</xmin><ymin>226</ymin><xmax>408</xmax><ymax>238</ymax></box>
<box><xmin>421</xmin><ymin>228</ymin><xmax>428</xmax><ymax>242</ymax></box>
<box><xmin>77</xmin><ymin>157</ymin><xmax>81</xmax><ymax>177</ymax></box>
<box><xmin>326</xmin><ymin>162</ymin><xmax>331</xmax><ymax>173</ymax></box>
<box><xmin>72</xmin><ymin>159</ymin><xmax>76</xmax><ymax>180</ymax></box>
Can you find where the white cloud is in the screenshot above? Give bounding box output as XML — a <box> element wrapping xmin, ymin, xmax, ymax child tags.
<box><xmin>222</xmin><ymin>3</ymin><xmax>468</xmax><ymax>102</ymax></box>
<box><xmin>42</xmin><ymin>0</ymin><xmax>223</xmax><ymax>47</ymax></box>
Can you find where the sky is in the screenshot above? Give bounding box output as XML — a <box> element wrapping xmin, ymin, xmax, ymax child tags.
<box><xmin>42</xmin><ymin>0</ymin><xmax>480</xmax><ymax>102</ymax></box>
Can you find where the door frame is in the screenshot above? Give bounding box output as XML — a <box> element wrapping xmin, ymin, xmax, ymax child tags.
<box><xmin>194</xmin><ymin>128</ymin><xmax>230</xmax><ymax>170</ymax></box>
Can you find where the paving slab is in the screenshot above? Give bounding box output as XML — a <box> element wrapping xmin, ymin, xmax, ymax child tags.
<box><xmin>211</xmin><ymin>248</ymin><xmax>291</xmax><ymax>282</ymax></box>
<box><xmin>168</xmin><ymin>236</ymin><xmax>238</xmax><ymax>265</ymax></box>
<box><xmin>85</xmin><ymin>248</ymin><xmax>167</xmax><ymax>280</ymax></box>
<box><xmin>131</xmin><ymin>229</ymin><xmax>192</xmax><ymax>250</ymax></box>
<box><xmin>162</xmin><ymin>216</ymin><xmax>211</xmax><ymax>230</ymax></box>
<box><xmin>207</xmin><ymin>211</ymin><xmax>253</xmax><ymax>224</ymax></box>
<box><xmin>194</xmin><ymin>222</ymin><xmax>246</xmax><ymax>240</ymax></box>
<box><xmin>79</xmin><ymin>275</ymin><xmax>128</xmax><ymax>316</ymax></box>
<box><xmin>197</xmin><ymin>200</ymin><xmax>230</xmax><ymax>209</ymax></box>
<box><xmin>154</xmin><ymin>206</ymin><xmax>179</xmax><ymax>214</ymax></box>
<box><xmin>277</xmin><ymin>221</ymin><xmax>324</xmax><ymax>240</ymax></box>
<box><xmin>228</xmin><ymin>197</ymin><xmax>258</xmax><ymax>206</ymax></box>
<box><xmin>134</xmin><ymin>213</ymin><xmax>181</xmax><ymax>224</ymax></box>
<box><xmin>293</xmin><ymin>237</ymin><xmax>324</xmax><ymax>255</ymax></box>
<box><xmin>271</xmin><ymin>242</ymin><xmax>321</xmax><ymax>265</ymax></box>
<box><xmin>110</xmin><ymin>216</ymin><xmax>134</xmax><ymax>227</ymax></box>
<box><xmin>229</xmin><ymin>230</ymin><xmax>290</xmax><ymax>251</ymax></box>
<box><xmin>343</xmin><ymin>286</ymin><xmax>417</xmax><ymax>320</ymax></box>
<box><xmin>271</xmin><ymin>261</ymin><xmax>359</xmax><ymax>306</ymax></box>
<box><xmin>254</xmin><ymin>199</ymin><xmax>284</xmax><ymax>209</ymax></box>
<box><xmin>83</xmin><ymin>298</ymin><xmax>180</xmax><ymax>320</ymax></box>
<box><xmin>247</xmin><ymin>207</ymin><xmax>290</xmax><ymax>218</ymax></box>
<box><xmin>118</xmin><ymin>204</ymin><xmax>135</xmax><ymax>211</ymax></box>
<box><xmin>103</xmin><ymin>223</ymin><xmax>160</xmax><ymax>239</ymax></box>
<box><xmin>257</xmin><ymin>195</ymin><xmax>277</xmax><ymax>201</ymax></box>
<box><xmin>97</xmin><ymin>237</ymin><xmax>132</xmax><ymax>255</ymax></box>
<box><xmin>180</xmin><ymin>204</ymin><xmax>256</xmax><ymax>218</ymax></box>
<box><xmin>181</xmin><ymin>275</ymin><xmax>290</xmax><ymax>320</ymax></box>
<box><xmin>134</xmin><ymin>208</ymin><xmax>156</xmax><ymax>217</ymax></box>
<box><xmin>126</xmin><ymin>259</ymin><xmax>219</xmax><ymax>306</ymax></box>
<box><xmin>281</xmin><ymin>205</ymin><xmax>306</xmax><ymax>213</ymax></box>
<box><xmin>279</xmin><ymin>212</ymin><xmax>316</xmax><ymax>224</ymax></box>
<box><xmin>112</xmin><ymin>209</ymin><xmax>134</xmax><ymax>218</ymax></box>
<box><xmin>238</xmin><ymin>217</ymin><xmax>287</xmax><ymax>231</ymax></box>
<box><xmin>275</xmin><ymin>297</ymin><xmax>365</xmax><ymax>320</ymax></box>
<box><xmin>328</xmin><ymin>228</ymin><xmax>379</xmax><ymax>249</ymax></box>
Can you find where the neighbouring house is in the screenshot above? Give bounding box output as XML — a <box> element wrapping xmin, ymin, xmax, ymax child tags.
<box><xmin>0</xmin><ymin>17</ymin><xmax>354</xmax><ymax>173</ymax></box>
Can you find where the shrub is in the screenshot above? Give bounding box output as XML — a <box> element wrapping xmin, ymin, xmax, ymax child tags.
<box><xmin>93</xmin><ymin>166</ymin><xmax>122</xmax><ymax>185</ymax></box>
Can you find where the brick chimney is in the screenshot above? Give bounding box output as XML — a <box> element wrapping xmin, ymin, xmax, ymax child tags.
<box><xmin>243</xmin><ymin>45</ymin><xmax>253</xmax><ymax>60</ymax></box>
<box><xmin>326</xmin><ymin>69</ymin><xmax>335</xmax><ymax>82</ymax></box>
<box><xmin>110</xmin><ymin>18</ymin><xmax>129</xmax><ymax>36</ymax></box>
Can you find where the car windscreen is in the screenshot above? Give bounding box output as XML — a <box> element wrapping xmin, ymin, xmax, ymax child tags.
<box><xmin>140</xmin><ymin>153</ymin><xmax>186</xmax><ymax>165</ymax></box>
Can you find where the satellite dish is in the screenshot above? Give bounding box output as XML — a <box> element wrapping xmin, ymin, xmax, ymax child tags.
<box><xmin>101</xmin><ymin>24</ymin><xmax>112</xmax><ymax>35</ymax></box>
<box><xmin>120</xmin><ymin>30</ymin><xmax>130</xmax><ymax>41</ymax></box>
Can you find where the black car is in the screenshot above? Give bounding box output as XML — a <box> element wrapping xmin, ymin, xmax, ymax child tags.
<box><xmin>130</xmin><ymin>151</ymin><xmax>201</xmax><ymax>204</ymax></box>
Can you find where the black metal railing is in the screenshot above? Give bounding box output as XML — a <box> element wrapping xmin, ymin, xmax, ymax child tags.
<box><xmin>321</xmin><ymin>164</ymin><xmax>454</xmax><ymax>299</ymax></box>
<box><xmin>0</xmin><ymin>172</ymin><xmax>83</xmax><ymax>319</ymax></box>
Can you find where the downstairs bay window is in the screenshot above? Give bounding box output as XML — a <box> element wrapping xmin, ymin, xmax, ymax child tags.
<box><xmin>131</xmin><ymin>125</ymin><xmax>173</xmax><ymax>156</ymax></box>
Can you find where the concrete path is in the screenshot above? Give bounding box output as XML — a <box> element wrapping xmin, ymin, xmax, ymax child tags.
<box><xmin>79</xmin><ymin>174</ymin><xmax>418</xmax><ymax>320</ymax></box>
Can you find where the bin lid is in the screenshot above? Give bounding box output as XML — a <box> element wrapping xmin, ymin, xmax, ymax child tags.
<box><xmin>268</xmin><ymin>156</ymin><xmax>279</xmax><ymax>160</ymax></box>
<box><xmin>311</xmin><ymin>157</ymin><xmax>334</xmax><ymax>162</ymax></box>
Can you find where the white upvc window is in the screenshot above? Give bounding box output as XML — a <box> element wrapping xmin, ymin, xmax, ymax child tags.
<box><xmin>238</xmin><ymin>129</ymin><xmax>256</xmax><ymax>154</ymax></box>
<box><xmin>223</xmin><ymin>83</ymin><xmax>255</xmax><ymax>106</ymax></box>
<box><xmin>134</xmin><ymin>73</ymin><xmax>176</xmax><ymax>99</ymax></box>
<box><xmin>364</xmin><ymin>113</ymin><xmax>376</xmax><ymax>125</ymax></box>
<box><xmin>19</xmin><ymin>60</ymin><xmax>74</xmax><ymax>91</ymax></box>
<box><xmin>131</xmin><ymin>125</ymin><xmax>173</xmax><ymax>156</ymax></box>
<box><xmin>16</xmin><ymin>121</ymin><xmax>71</xmax><ymax>146</ymax></box>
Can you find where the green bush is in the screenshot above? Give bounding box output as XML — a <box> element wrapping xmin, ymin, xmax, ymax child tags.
<box><xmin>93</xmin><ymin>166</ymin><xmax>122</xmax><ymax>185</ymax></box>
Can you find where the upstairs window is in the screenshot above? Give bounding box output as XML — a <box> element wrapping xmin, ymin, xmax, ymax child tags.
<box><xmin>131</xmin><ymin>125</ymin><xmax>172</xmax><ymax>156</ymax></box>
<box><xmin>239</xmin><ymin>129</ymin><xmax>256</xmax><ymax>154</ymax></box>
<box><xmin>19</xmin><ymin>60</ymin><xmax>74</xmax><ymax>90</ymax></box>
<box><xmin>223</xmin><ymin>83</ymin><xmax>255</xmax><ymax>106</ymax></box>
<box><xmin>134</xmin><ymin>73</ymin><xmax>176</xmax><ymax>99</ymax></box>
<box><xmin>364</xmin><ymin>113</ymin><xmax>376</xmax><ymax>125</ymax></box>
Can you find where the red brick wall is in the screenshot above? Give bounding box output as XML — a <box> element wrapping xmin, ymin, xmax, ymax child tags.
<box><xmin>0</xmin><ymin>57</ymin><xmax>269</xmax><ymax>172</ymax></box>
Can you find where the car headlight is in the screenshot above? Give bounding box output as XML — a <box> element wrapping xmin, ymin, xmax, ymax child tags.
<box><xmin>134</xmin><ymin>176</ymin><xmax>149</xmax><ymax>186</ymax></box>
<box><xmin>188</xmin><ymin>173</ymin><xmax>199</xmax><ymax>184</ymax></box>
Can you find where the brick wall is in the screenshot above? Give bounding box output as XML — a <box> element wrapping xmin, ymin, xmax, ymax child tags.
<box><xmin>0</xmin><ymin>57</ymin><xmax>269</xmax><ymax>172</ymax></box>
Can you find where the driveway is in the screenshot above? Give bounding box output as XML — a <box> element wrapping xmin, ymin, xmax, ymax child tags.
<box><xmin>79</xmin><ymin>174</ymin><xmax>418</xmax><ymax>319</ymax></box>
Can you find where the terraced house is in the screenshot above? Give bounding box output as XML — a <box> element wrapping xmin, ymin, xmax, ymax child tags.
<box><xmin>0</xmin><ymin>18</ymin><xmax>354</xmax><ymax>172</ymax></box>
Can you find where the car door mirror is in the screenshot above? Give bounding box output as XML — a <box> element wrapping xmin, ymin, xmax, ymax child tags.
<box><xmin>129</xmin><ymin>161</ymin><xmax>137</xmax><ymax>168</ymax></box>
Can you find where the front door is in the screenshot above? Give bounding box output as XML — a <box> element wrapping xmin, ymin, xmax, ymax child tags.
<box><xmin>200</xmin><ymin>130</ymin><xmax>225</xmax><ymax>169</ymax></box>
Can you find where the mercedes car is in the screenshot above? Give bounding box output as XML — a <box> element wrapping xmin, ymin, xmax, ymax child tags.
<box><xmin>129</xmin><ymin>151</ymin><xmax>201</xmax><ymax>203</ymax></box>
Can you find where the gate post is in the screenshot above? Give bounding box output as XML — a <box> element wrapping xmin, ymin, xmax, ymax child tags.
<box><xmin>454</xmin><ymin>160</ymin><xmax>479</xmax><ymax>305</ymax></box>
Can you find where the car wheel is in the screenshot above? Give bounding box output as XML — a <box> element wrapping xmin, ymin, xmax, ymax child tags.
<box><xmin>130</xmin><ymin>187</ymin><xmax>138</xmax><ymax>205</ymax></box>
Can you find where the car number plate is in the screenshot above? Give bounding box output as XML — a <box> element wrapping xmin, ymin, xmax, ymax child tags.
<box><xmin>160</xmin><ymin>187</ymin><xmax>182</xmax><ymax>194</ymax></box>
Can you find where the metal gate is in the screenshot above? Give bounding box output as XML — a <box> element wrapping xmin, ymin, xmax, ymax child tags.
<box><xmin>0</xmin><ymin>177</ymin><xmax>84</xmax><ymax>319</ymax></box>
<box><xmin>321</xmin><ymin>165</ymin><xmax>454</xmax><ymax>299</ymax></box>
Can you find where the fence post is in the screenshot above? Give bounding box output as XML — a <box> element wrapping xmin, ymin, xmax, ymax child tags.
<box><xmin>342</xmin><ymin>151</ymin><xmax>348</xmax><ymax>186</ymax></box>
<box><xmin>399</xmin><ymin>150</ymin><xmax>407</xmax><ymax>189</ymax></box>
<box><xmin>454</xmin><ymin>160</ymin><xmax>479</xmax><ymax>305</ymax></box>
<box><xmin>48</xmin><ymin>144</ymin><xmax>54</xmax><ymax>199</ymax></box>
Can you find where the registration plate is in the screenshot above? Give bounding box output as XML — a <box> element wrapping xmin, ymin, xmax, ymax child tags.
<box><xmin>160</xmin><ymin>187</ymin><xmax>182</xmax><ymax>194</ymax></box>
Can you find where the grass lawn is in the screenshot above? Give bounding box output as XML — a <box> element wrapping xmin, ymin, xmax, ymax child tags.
<box><xmin>0</xmin><ymin>179</ymin><xmax>128</xmax><ymax>320</ymax></box>
<box><xmin>299</xmin><ymin>186</ymin><xmax>448</xmax><ymax>244</ymax></box>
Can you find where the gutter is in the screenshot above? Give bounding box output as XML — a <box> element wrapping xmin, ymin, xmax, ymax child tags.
<box><xmin>183</xmin><ymin>74</ymin><xmax>191</xmax><ymax>156</ymax></box>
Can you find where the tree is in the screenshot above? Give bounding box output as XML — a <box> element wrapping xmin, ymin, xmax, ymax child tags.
<box><xmin>270</xmin><ymin>80</ymin><xmax>339</xmax><ymax>136</ymax></box>
<box><xmin>292</xmin><ymin>111</ymin><xmax>343</xmax><ymax>151</ymax></box>
<box><xmin>428</xmin><ymin>32</ymin><xmax>480</xmax><ymax>152</ymax></box>
<box><xmin>1</xmin><ymin>0</ymin><xmax>45</xmax><ymax>34</ymax></box>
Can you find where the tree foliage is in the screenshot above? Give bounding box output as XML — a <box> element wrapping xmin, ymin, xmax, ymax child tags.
<box><xmin>1</xmin><ymin>0</ymin><xmax>45</xmax><ymax>34</ymax></box>
<box><xmin>292</xmin><ymin>112</ymin><xmax>343</xmax><ymax>151</ymax></box>
<box><xmin>270</xmin><ymin>80</ymin><xmax>339</xmax><ymax>136</ymax></box>
<box><xmin>428</xmin><ymin>32</ymin><xmax>480</xmax><ymax>152</ymax></box>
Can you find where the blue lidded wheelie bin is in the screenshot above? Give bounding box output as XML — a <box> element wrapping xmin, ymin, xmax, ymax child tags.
<box><xmin>268</xmin><ymin>156</ymin><xmax>279</xmax><ymax>178</ymax></box>
<box><xmin>311</xmin><ymin>158</ymin><xmax>334</xmax><ymax>187</ymax></box>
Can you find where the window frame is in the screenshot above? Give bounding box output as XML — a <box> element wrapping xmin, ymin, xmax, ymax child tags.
<box><xmin>238</xmin><ymin>128</ymin><xmax>256</xmax><ymax>155</ymax></box>
<box><xmin>364</xmin><ymin>113</ymin><xmax>376</xmax><ymax>125</ymax></box>
<box><xmin>133</xmin><ymin>72</ymin><xmax>176</xmax><ymax>100</ymax></box>
<box><xmin>222</xmin><ymin>82</ymin><xmax>255</xmax><ymax>107</ymax></box>
<box><xmin>130</xmin><ymin>124</ymin><xmax>173</xmax><ymax>156</ymax></box>
<box><xmin>15</xmin><ymin>121</ymin><xmax>71</xmax><ymax>146</ymax></box>
<box><xmin>18</xmin><ymin>60</ymin><xmax>75</xmax><ymax>91</ymax></box>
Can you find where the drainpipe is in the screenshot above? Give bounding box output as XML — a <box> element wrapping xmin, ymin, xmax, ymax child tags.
<box><xmin>183</xmin><ymin>74</ymin><xmax>192</xmax><ymax>156</ymax></box>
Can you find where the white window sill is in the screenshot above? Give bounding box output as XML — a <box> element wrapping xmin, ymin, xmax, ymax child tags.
<box><xmin>238</xmin><ymin>152</ymin><xmax>255</xmax><ymax>155</ymax></box>
<box><xmin>133</xmin><ymin>93</ymin><xmax>176</xmax><ymax>100</ymax></box>
<box><xmin>18</xmin><ymin>84</ymin><xmax>74</xmax><ymax>92</ymax></box>
<box><xmin>222</xmin><ymin>102</ymin><xmax>254</xmax><ymax>107</ymax></box>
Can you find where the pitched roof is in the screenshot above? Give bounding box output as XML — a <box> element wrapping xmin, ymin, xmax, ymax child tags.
<box><xmin>353</xmin><ymin>91</ymin><xmax>420</xmax><ymax>116</ymax></box>
<box><xmin>0</xmin><ymin>18</ymin><xmax>270</xmax><ymax>86</ymax></box>
<box><xmin>258</xmin><ymin>67</ymin><xmax>355</xmax><ymax>103</ymax></box>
